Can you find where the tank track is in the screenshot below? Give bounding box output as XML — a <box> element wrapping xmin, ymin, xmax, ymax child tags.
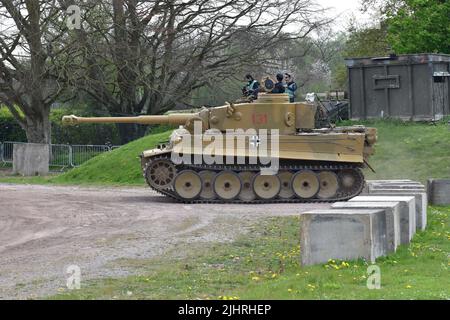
<box><xmin>143</xmin><ymin>154</ymin><xmax>364</xmax><ymax>204</ymax></box>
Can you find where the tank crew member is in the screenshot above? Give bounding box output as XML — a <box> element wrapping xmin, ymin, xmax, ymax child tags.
<box><xmin>284</xmin><ymin>73</ymin><xmax>298</xmax><ymax>102</ymax></box>
<box><xmin>242</xmin><ymin>74</ymin><xmax>260</xmax><ymax>99</ymax></box>
<box><xmin>270</xmin><ymin>73</ymin><xmax>285</xmax><ymax>94</ymax></box>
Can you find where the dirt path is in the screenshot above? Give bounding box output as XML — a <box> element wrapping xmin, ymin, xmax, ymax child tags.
<box><xmin>0</xmin><ymin>183</ymin><xmax>330</xmax><ymax>299</ymax></box>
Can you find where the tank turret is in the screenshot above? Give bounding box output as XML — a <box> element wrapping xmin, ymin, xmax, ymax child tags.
<box><xmin>62</xmin><ymin>93</ymin><xmax>377</xmax><ymax>203</ymax></box>
<box><xmin>62</xmin><ymin>94</ymin><xmax>317</xmax><ymax>134</ymax></box>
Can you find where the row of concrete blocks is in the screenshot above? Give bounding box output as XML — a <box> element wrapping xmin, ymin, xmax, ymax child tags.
<box><xmin>300</xmin><ymin>180</ymin><xmax>427</xmax><ymax>266</ymax></box>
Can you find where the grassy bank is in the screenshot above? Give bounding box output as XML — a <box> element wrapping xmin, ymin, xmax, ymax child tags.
<box><xmin>53</xmin><ymin>206</ymin><xmax>449</xmax><ymax>300</ymax></box>
<box><xmin>0</xmin><ymin>131</ymin><xmax>171</xmax><ymax>186</ymax></box>
<box><xmin>352</xmin><ymin>119</ymin><xmax>450</xmax><ymax>183</ymax></box>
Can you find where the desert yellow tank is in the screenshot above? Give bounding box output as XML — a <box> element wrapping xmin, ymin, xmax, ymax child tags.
<box><xmin>62</xmin><ymin>93</ymin><xmax>377</xmax><ymax>203</ymax></box>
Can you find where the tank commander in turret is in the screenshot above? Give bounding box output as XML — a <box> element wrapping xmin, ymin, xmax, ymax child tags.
<box><xmin>270</xmin><ymin>73</ymin><xmax>285</xmax><ymax>94</ymax></box>
<box><xmin>242</xmin><ymin>74</ymin><xmax>260</xmax><ymax>99</ymax></box>
<box><xmin>284</xmin><ymin>73</ymin><xmax>298</xmax><ymax>102</ymax></box>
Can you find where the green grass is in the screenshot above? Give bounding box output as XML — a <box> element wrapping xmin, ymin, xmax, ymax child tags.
<box><xmin>0</xmin><ymin>131</ymin><xmax>171</xmax><ymax>186</ymax></box>
<box><xmin>52</xmin><ymin>131</ymin><xmax>171</xmax><ymax>185</ymax></box>
<box><xmin>52</xmin><ymin>206</ymin><xmax>450</xmax><ymax>300</ymax></box>
<box><xmin>355</xmin><ymin>119</ymin><xmax>450</xmax><ymax>184</ymax></box>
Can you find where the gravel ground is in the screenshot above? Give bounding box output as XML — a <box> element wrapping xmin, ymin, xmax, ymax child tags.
<box><xmin>0</xmin><ymin>183</ymin><xmax>330</xmax><ymax>299</ymax></box>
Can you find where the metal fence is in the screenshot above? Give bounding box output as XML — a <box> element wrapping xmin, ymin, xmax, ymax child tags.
<box><xmin>0</xmin><ymin>141</ymin><xmax>121</xmax><ymax>169</ymax></box>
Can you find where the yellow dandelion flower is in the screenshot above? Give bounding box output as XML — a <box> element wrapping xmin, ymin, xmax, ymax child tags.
<box><xmin>406</xmin><ymin>285</ymin><xmax>412</xmax><ymax>289</ymax></box>
<box><xmin>271</xmin><ymin>273</ymin><xmax>277</xmax><ymax>278</ymax></box>
<box><xmin>288</xmin><ymin>288</ymin><xmax>293</xmax><ymax>292</ymax></box>
<box><xmin>252</xmin><ymin>276</ymin><xmax>260</xmax><ymax>281</ymax></box>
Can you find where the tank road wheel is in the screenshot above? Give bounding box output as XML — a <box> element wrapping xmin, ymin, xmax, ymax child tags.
<box><xmin>145</xmin><ymin>159</ymin><xmax>177</xmax><ymax>190</ymax></box>
<box><xmin>291</xmin><ymin>170</ymin><xmax>319</xmax><ymax>199</ymax></box>
<box><xmin>337</xmin><ymin>169</ymin><xmax>363</xmax><ymax>197</ymax></box>
<box><xmin>199</xmin><ymin>170</ymin><xmax>216</xmax><ymax>200</ymax></box>
<box><xmin>173</xmin><ymin>170</ymin><xmax>202</xmax><ymax>200</ymax></box>
<box><xmin>317</xmin><ymin>171</ymin><xmax>339</xmax><ymax>199</ymax></box>
<box><xmin>253</xmin><ymin>174</ymin><xmax>281</xmax><ymax>200</ymax></box>
<box><xmin>213</xmin><ymin>171</ymin><xmax>242</xmax><ymax>200</ymax></box>
<box><xmin>277</xmin><ymin>171</ymin><xmax>294</xmax><ymax>199</ymax></box>
<box><xmin>238</xmin><ymin>171</ymin><xmax>256</xmax><ymax>201</ymax></box>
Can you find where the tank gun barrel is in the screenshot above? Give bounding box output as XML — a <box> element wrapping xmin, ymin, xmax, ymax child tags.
<box><xmin>62</xmin><ymin>113</ymin><xmax>199</xmax><ymax>126</ymax></box>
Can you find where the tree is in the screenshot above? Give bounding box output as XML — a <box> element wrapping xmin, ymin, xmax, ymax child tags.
<box><xmin>343</xmin><ymin>20</ymin><xmax>391</xmax><ymax>58</ymax></box>
<box><xmin>63</xmin><ymin>0</ymin><xmax>329</xmax><ymax>143</ymax></box>
<box><xmin>0</xmin><ymin>0</ymin><xmax>69</xmax><ymax>143</ymax></box>
<box><xmin>386</xmin><ymin>0</ymin><xmax>450</xmax><ymax>54</ymax></box>
<box><xmin>361</xmin><ymin>0</ymin><xmax>450</xmax><ymax>54</ymax></box>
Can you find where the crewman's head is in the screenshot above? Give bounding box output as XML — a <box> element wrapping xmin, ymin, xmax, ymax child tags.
<box><xmin>245</xmin><ymin>74</ymin><xmax>253</xmax><ymax>81</ymax></box>
<box><xmin>284</xmin><ymin>73</ymin><xmax>292</xmax><ymax>82</ymax></box>
<box><xmin>276</xmin><ymin>73</ymin><xmax>283</xmax><ymax>82</ymax></box>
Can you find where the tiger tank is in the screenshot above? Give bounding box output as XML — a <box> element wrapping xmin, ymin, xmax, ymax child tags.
<box><xmin>62</xmin><ymin>93</ymin><xmax>377</xmax><ymax>203</ymax></box>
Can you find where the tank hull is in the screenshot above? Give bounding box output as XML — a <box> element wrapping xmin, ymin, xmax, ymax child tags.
<box><xmin>141</xmin><ymin>130</ymin><xmax>369</xmax><ymax>203</ymax></box>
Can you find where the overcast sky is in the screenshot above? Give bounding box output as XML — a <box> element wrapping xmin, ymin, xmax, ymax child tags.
<box><xmin>316</xmin><ymin>0</ymin><xmax>372</xmax><ymax>31</ymax></box>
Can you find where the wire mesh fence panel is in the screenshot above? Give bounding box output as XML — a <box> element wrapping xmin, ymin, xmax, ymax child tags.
<box><xmin>2</xmin><ymin>141</ymin><xmax>25</xmax><ymax>163</ymax></box>
<box><xmin>50</xmin><ymin>144</ymin><xmax>72</xmax><ymax>168</ymax></box>
<box><xmin>1</xmin><ymin>142</ymin><xmax>119</xmax><ymax>168</ymax></box>
<box><xmin>70</xmin><ymin>145</ymin><xmax>111</xmax><ymax>167</ymax></box>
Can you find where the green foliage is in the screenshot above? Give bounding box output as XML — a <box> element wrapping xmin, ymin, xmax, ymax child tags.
<box><xmin>50</xmin><ymin>108</ymin><xmax>121</xmax><ymax>145</ymax></box>
<box><xmin>331</xmin><ymin>63</ymin><xmax>348</xmax><ymax>90</ymax></box>
<box><xmin>343</xmin><ymin>23</ymin><xmax>391</xmax><ymax>58</ymax></box>
<box><xmin>1</xmin><ymin>106</ymin><xmax>171</xmax><ymax>145</ymax></box>
<box><xmin>52</xmin><ymin>206</ymin><xmax>450</xmax><ymax>299</ymax></box>
<box><xmin>386</xmin><ymin>0</ymin><xmax>450</xmax><ymax>54</ymax></box>
<box><xmin>0</xmin><ymin>108</ymin><xmax>26</xmax><ymax>142</ymax></box>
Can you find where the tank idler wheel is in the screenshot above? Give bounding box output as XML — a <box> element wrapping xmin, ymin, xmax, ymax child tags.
<box><xmin>317</xmin><ymin>171</ymin><xmax>339</xmax><ymax>199</ymax></box>
<box><xmin>145</xmin><ymin>159</ymin><xmax>177</xmax><ymax>190</ymax></box>
<box><xmin>199</xmin><ymin>170</ymin><xmax>216</xmax><ymax>200</ymax></box>
<box><xmin>238</xmin><ymin>171</ymin><xmax>256</xmax><ymax>201</ymax></box>
<box><xmin>291</xmin><ymin>170</ymin><xmax>320</xmax><ymax>199</ymax></box>
<box><xmin>337</xmin><ymin>169</ymin><xmax>362</xmax><ymax>196</ymax></box>
<box><xmin>277</xmin><ymin>171</ymin><xmax>294</xmax><ymax>199</ymax></box>
<box><xmin>173</xmin><ymin>170</ymin><xmax>202</xmax><ymax>200</ymax></box>
<box><xmin>253</xmin><ymin>173</ymin><xmax>281</xmax><ymax>200</ymax></box>
<box><xmin>213</xmin><ymin>171</ymin><xmax>242</xmax><ymax>200</ymax></box>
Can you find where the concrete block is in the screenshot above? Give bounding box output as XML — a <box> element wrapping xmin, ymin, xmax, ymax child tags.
<box><xmin>332</xmin><ymin>201</ymin><xmax>401</xmax><ymax>252</ymax></box>
<box><xmin>13</xmin><ymin>143</ymin><xmax>49</xmax><ymax>176</ymax></box>
<box><xmin>428</xmin><ymin>179</ymin><xmax>450</xmax><ymax>205</ymax></box>
<box><xmin>369</xmin><ymin>184</ymin><xmax>425</xmax><ymax>191</ymax></box>
<box><xmin>368</xmin><ymin>189</ymin><xmax>427</xmax><ymax>231</ymax></box>
<box><xmin>366</xmin><ymin>180</ymin><xmax>413</xmax><ymax>183</ymax></box>
<box><xmin>350</xmin><ymin>195</ymin><xmax>416</xmax><ymax>244</ymax></box>
<box><xmin>300</xmin><ymin>209</ymin><xmax>387</xmax><ymax>266</ymax></box>
<box><xmin>366</xmin><ymin>181</ymin><xmax>425</xmax><ymax>194</ymax></box>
